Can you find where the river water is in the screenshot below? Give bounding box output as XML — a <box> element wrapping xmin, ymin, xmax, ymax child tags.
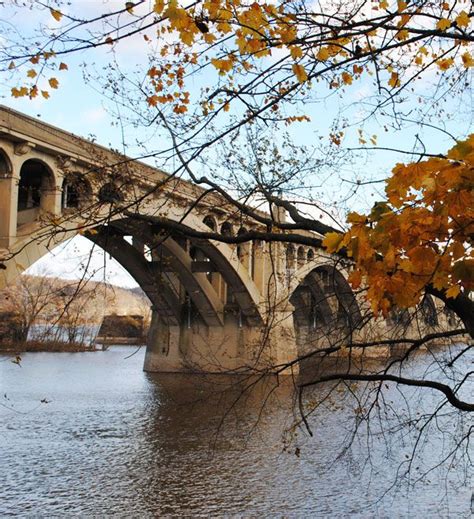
<box><xmin>0</xmin><ymin>347</ymin><xmax>472</xmax><ymax>517</ymax></box>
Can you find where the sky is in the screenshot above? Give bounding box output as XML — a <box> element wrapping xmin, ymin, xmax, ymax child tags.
<box><xmin>1</xmin><ymin>1</ymin><xmax>471</xmax><ymax>287</ymax></box>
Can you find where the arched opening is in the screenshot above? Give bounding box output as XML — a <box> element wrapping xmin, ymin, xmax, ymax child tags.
<box><xmin>62</xmin><ymin>173</ymin><xmax>91</xmax><ymax>210</ymax></box>
<box><xmin>307</xmin><ymin>249</ymin><xmax>314</xmax><ymax>263</ymax></box>
<box><xmin>297</xmin><ymin>246</ymin><xmax>306</xmax><ymax>269</ymax></box>
<box><xmin>236</xmin><ymin>227</ymin><xmax>251</xmax><ymax>271</ymax></box>
<box><xmin>444</xmin><ymin>306</ymin><xmax>457</xmax><ymax>327</ymax></box>
<box><xmin>17</xmin><ymin>159</ymin><xmax>54</xmax><ymax>226</ymax></box>
<box><xmin>221</xmin><ymin>221</ymin><xmax>233</xmax><ymax>236</ymax></box>
<box><xmin>312</xmin><ymin>265</ymin><xmax>362</xmax><ymax>331</ymax></box>
<box><xmin>388</xmin><ymin>308</ymin><xmax>411</xmax><ymax>327</ymax></box>
<box><xmin>286</xmin><ymin>245</ymin><xmax>296</xmax><ymax>285</ymax></box>
<box><xmin>203</xmin><ymin>215</ymin><xmax>217</xmax><ymax>231</ymax></box>
<box><xmin>0</xmin><ymin>150</ymin><xmax>10</xmax><ymax>176</ymax></box>
<box><xmin>98</xmin><ymin>182</ymin><xmax>123</xmax><ymax>204</ymax></box>
<box><xmin>420</xmin><ymin>295</ymin><xmax>438</xmax><ymax>327</ymax></box>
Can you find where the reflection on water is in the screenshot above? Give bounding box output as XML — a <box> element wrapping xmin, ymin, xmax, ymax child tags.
<box><xmin>0</xmin><ymin>347</ymin><xmax>471</xmax><ymax>517</ymax></box>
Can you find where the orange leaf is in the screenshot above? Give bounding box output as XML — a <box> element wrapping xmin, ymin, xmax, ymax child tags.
<box><xmin>50</xmin><ymin>9</ymin><xmax>62</xmax><ymax>22</ymax></box>
<box><xmin>292</xmin><ymin>64</ymin><xmax>308</xmax><ymax>83</ymax></box>
<box><xmin>48</xmin><ymin>77</ymin><xmax>59</xmax><ymax>89</ymax></box>
<box><xmin>436</xmin><ymin>18</ymin><xmax>451</xmax><ymax>31</ymax></box>
<box><xmin>322</xmin><ymin>232</ymin><xmax>344</xmax><ymax>253</ymax></box>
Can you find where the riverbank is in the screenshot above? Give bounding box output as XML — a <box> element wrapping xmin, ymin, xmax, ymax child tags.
<box><xmin>0</xmin><ymin>341</ymin><xmax>97</xmax><ymax>353</ymax></box>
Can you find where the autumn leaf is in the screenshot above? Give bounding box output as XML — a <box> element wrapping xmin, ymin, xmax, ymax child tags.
<box><xmin>388</xmin><ymin>72</ymin><xmax>400</xmax><ymax>88</ymax></box>
<box><xmin>341</xmin><ymin>72</ymin><xmax>353</xmax><ymax>85</ymax></box>
<box><xmin>59</xmin><ymin>62</ymin><xmax>68</xmax><ymax>71</ymax></box>
<box><xmin>26</xmin><ymin>69</ymin><xmax>37</xmax><ymax>78</ymax></box>
<box><xmin>461</xmin><ymin>52</ymin><xmax>473</xmax><ymax>68</ymax></box>
<box><xmin>50</xmin><ymin>9</ymin><xmax>63</xmax><ymax>22</ymax></box>
<box><xmin>436</xmin><ymin>18</ymin><xmax>451</xmax><ymax>31</ymax></box>
<box><xmin>437</xmin><ymin>57</ymin><xmax>453</xmax><ymax>71</ymax></box>
<box><xmin>445</xmin><ymin>285</ymin><xmax>460</xmax><ymax>299</ymax></box>
<box><xmin>11</xmin><ymin>86</ymin><xmax>28</xmax><ymax>98</ymax></box>
<box><xmin>322</xmin><ymin>232</ymin><xmax>344</xmax><ymax>253</ymax></box>
<box><xmin>48</xmin><ymin>77</ymin><xmax>59</xmax><ymax>89</ymax></box>
<box><xmin>154</xmin><ymin>0</ymin><xmax>165</xmax><ymax>14</ymax></box>
<box><xmin>292</xmin><ymin>64</ymin><xmax>308</xmax><ymax>83</ymax></box>
<box><xmin>396</xmin><ymin>29</ymin><xmax>409</xmax><ymax>41</ymax></box>
<box><xmin>316</xmin><ymin>47</ymin><xmax>329</xmax><ymax>61</ymax></box>
<box><xmin>455</xmin><ymin>11</ymin><xmax>470</xmax><ymax>28</ymax></box>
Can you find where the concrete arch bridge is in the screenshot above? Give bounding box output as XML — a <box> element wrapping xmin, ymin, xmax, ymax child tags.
<box><xmin>0</xmin><ymin>106</ymin><xmax>451</xmax><ymax>373</ymax></box>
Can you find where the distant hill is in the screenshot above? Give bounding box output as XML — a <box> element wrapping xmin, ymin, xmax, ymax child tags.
<box><xmin>0</xmin><ymin>275</ymin><xmax>151</xmax><ymax>325</ymax></box>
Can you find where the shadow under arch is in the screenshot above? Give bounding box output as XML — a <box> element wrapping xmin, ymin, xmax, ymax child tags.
<box><xmin>290</xmin><ymin>262</ymin><xmax>363</xmax><ymax>333</ymax></box>
<box><xmin>86</xmin><ymin>227</ymin><xmax>181</xmax><ymax>326</ymax></box>
<box><xmin>17</xmin><ymin>158</ymin><xmax>56</xmax><ymax>227</ymax></box>
<box><xmin>106</xmin><ymin>217</ymin><xmax>263</xmax><ymax>327</ymax></box>
<box><xmin>0</xmin><ymin>147</ymin><xmax>12</xmax><ymax>175</ymax></box>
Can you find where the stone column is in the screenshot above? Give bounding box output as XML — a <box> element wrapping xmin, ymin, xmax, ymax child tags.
<box><xmin>144</xmin><ymin>308</ymin><xmax>183</xmax><ymax>372</ymax></box>
<box><xmin>268</xmin><ymin>306</ymin><xmax>299</xmax><ymax>375</ymax></box>
<box><xmin>41</xmin><ymin>187</ymin><xmax>62</xmax><ymax>217</ymax></box>
<box><xmin>0</xmin><ymin>174</ymin><xmax>18</xmax><ymax>248</ymax></box>
<box><xmin>251</xmin><ymin>240</ymin><xmax>266</xmax><ymax>293</ymax></box>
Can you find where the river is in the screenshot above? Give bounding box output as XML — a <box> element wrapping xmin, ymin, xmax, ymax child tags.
<box><xmin>0</xmin><ymin>347</ymin><xmax>472</xmax><ymax>517</ymax></box>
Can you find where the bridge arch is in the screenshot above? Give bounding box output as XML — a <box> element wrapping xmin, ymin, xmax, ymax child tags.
<box><xmin>17</xmin><ymin>159</ymin><xmax>57</xmax><ymax>226</ymax></box>
<box><xmin>0</xmin><ymin>148</ymin><xmax>12</xmax><ymax>175</ymax></box>
<box><xmin>289</xmin><ymin>259</ymin><xmax>363</xmax><ymax>339</ymax></box>
<box><xmin>62</xmin><ymin>172</ymin><xmax>92</xmax><ymax>210</ymax></box>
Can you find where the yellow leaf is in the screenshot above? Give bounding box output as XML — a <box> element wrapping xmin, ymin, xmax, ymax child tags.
<box><xmin>388</xmin><ymin>72</ymin><xmax>400</xmax><ymax>88</ymax></box>
<box><xmin>397</xmin><ymin>1</ymin><xmax>407</xmax><ymax>11</ymax></box>
<box><xmin>292</xmin><ymin>63</ymin><xmax>308</xmax><ymax>83</ymax></box>
<box><xmin>396</xmin><ymin>29</ymin><xmax>409</xmax><ymax>41</ymax></box>
<box><xmin>154</xmin><ymin>0</ymin><xmax>165</xmax><ymax>14</ymax></box>
<box><xmin>347</xmin><ymin>212</ymin><xmax>367</xmax><ymax>224</ymax></box>
<box><xmin>316</xmin><ymin>47</ymin><xmax>329</xmax><ymax>61</ymax></box>
<box><xmin>437</xmin><ymin>57</ymin><xmax>454</xmax><ymax>71</ymax></box>
<box><xmin>461</xmin><ymin>52</ymin><xmax>473</xmax><ymax>68</ymax></box>
<box><xmin>348</xmin><ymin>269</ymin><xmax>362</xmax><ymax>289</ymax></box>
<box><xmin>436</xmin><ymin>18</ymin><xmax>451</xmax><ymax>31</ymax></box>
<box><xmin>379</xmin><ymin>0</ymin><xmax>388</xmax><ymax>9</ymax></box>
<box><xmin>48</xmin><ymin>77</ymin><xmax>59</xmax><ymax>89</ymax></box>
<box><xmin>322</xmin><ymin>232</ymin><xmax>344</xmax><ymax>253</ymax></box>
<box><xmin>11</xmin><ymin>86</ymin><xmax>28</xmax><ymax>98</ymax></box>
<box><xmin>290</xmin><ymin>46</ymin><xmax>303</xmax><ymax>59</ymax></box>
<box><xmin>27</xmin><ymin>69</ymin><xmax>37</xmax><ymax>78</ymax></box>
<box><xmin>445</xmin><ymin>285</ymin><xmax>460</xmax><ymax>299</ymax></box>
<box><xmin>50</xmin><ymin>9</ymin><xmax>62</xmax><ymax>22</ymax></box>
<box><xmin>455</xmin><ymin>11</ymin><xmax>470</xmax><ymax>28</ymax></box>
<box><xmin>341</xmin><ymin>71</ymin><xmax>353</xmax><ymax>85</ymax></box>
<box><xmin>41</xmin><ymin>90</ymin><xmax>50</xmax><ymax>99</ymax></box>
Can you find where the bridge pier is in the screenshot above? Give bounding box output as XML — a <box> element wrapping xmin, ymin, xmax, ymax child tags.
<box><xmin>144</xmin><ymin>307</ymin><xmax>299</xmax><ymax>374</ymax></box>
<box><xmin>0</xmin><ymin>174</ymin><xmax>18</xmax><ymax>248</ymax></box>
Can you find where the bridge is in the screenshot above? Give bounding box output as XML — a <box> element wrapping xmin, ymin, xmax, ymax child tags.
<box><xmin>0</xmin><ymin>106</ymin><xmax>450</xmax><ymax>373</ymax></box>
